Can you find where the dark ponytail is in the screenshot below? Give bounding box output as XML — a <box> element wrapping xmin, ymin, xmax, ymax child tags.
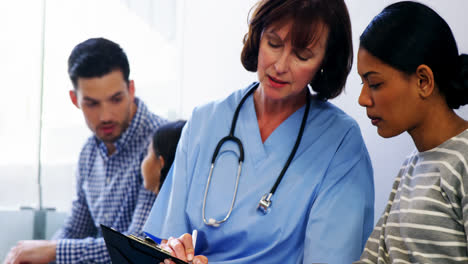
<box><xmin>446</xmin><ymin>54</ymin><xmax>468</xmax><ymax>109</ymax></box>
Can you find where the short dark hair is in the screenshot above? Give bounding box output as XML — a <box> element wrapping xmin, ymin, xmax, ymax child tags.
<box><xmin>152</xmin><ymin>120</ymin><xmax>186</xmax><ymax>187</ymax></box>
<box><xmin>68</xmin><ymin>37</ymin><xmax>130</xmax><ymax>88</ymax></box>
<box><xmin>241</xmin><ymin>0</ymin><xmax>353</xmax><ymax>101</ymax></box>
<box><xmin>360</xmin><ymin>1</ymin><xmax>468</xmax><ymax>109</ymax></box>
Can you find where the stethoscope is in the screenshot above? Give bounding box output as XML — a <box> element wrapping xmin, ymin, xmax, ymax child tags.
<box><xmin>202</xmin><ymin>83</ymin><xmax>311</xmax><ymax>227</ymax></box>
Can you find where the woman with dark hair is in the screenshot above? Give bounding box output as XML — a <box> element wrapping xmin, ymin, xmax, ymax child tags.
<box><xmin>141</xmin><ymin>120</ymin><xmax>186</xmax><ymax>194</ymax></box>
<box><xmin>144</xmin><ymin>0</ymin><xmax>374</xmax><ymax>263</ymax></box>
<box><xmin>356</xmin><ymin>1</ymin><xmax>468</xmax><ymax>263</ymax></box>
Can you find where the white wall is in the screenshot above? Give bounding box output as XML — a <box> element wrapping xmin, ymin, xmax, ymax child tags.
<box><xmin>178</xmin><ymin>0</ymin><xmax>258</xmax><ymax>117</ymax></box>
<box><xmin>0</xmin><ymin>210</ymin><xmax>67</xmax><ymax>261</ymax></box>
<box><xmin>178</xmin><ymin>0</ymin><xmax>468</xmax><ymax>223</ymax></box>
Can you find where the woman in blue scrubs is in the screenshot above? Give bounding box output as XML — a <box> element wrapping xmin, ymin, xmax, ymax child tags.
<box><xmin>145</xmin><ymin>0</ymin><xmax>375</xmax><ymax>263</ymax></box>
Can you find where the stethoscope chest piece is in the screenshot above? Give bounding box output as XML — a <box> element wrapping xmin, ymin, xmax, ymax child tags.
<box><xmin>257</xmin><ymin>193</ymin><xmax>272</xmax><ymax>214</ymax></box>
<box><xmin>207</xmin><ymin>218</ymin><xmax>221</xmax><ymax>227</ymax></box>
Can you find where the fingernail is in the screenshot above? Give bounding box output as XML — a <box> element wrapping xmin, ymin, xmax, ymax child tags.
<box><xmin>194</xmin><ymin>259</ymin><xmax>201</xmax><ymax>264</ymax></box>
<box><xmin>187</xmin><ymin>253</ymin><xmax>194</xmax><ymax>261</ymax></box>
<box><xmin>164</xmin><ymin>259</ymin><xmax>171</xmax><ymax>264</ymax></box>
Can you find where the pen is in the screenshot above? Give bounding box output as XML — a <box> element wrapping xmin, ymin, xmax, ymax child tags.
<box><xmin>187</xmin><ymin>229</ymin><xmax>198</xmax><ymax>263</ymax></box>
<box><xmin>192</xmin><ymin>229</ymin><xmax>198</xmax><ymax>252</ymax></box>
<box><xmin>143</xmin><ymin>231</ymin><xmax>162</xmax><ymax>245</ymax></box>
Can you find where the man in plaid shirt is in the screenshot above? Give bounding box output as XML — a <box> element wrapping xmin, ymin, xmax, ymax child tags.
<box><xmin>4</xmin><ymin>38</ymin><xmax>166</xmax><ymax>263</ymax></box>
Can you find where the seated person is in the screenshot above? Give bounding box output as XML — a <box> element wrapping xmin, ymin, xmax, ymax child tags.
<box><xmin>141</xmin><ymin>120</ymin><xmax>186</xmax><ymax>194</ymax></box>
<box><xmin>144</xmin><ymin>0</ymin><xmax>375</xmax><ymax>263</ymax></box>
<box><xmin>356</xmin><ymin>1</ymin><xmax>468</xmax><ymax>263</ymax></box>
<box><xmin>3</xmin><ymin>37</ymin><xmax>166</xmax><ymax>264</ymax></box>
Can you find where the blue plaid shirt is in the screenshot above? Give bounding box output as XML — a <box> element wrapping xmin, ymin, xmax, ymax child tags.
<box><xmin>53</xmin><ymin>98</ymin><xmax>166</xmax><ymax>263</ymax></box>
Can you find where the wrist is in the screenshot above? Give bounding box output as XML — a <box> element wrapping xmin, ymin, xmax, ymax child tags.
<box><xmin>48</xmin><ymin>240</ymin><xmax>58</xmax><ymax>261</ymax></box>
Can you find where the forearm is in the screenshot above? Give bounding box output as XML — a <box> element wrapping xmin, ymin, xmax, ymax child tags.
<box><xmin>3</xmin><ymin>240</ymin><xmax>57</xmax><ymax>264</ymax></box>
<box><xmin>56</xmin><ymin>237</ymin><xmax>111</xmax><ymax>264</ymax></box>
<box><xmin>125</xmin><ymin>187</ymin><xmax>157</xmax><ymax>237</ymax></box>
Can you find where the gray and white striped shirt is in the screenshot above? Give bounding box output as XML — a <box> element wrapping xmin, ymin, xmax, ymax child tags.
<box><xmin>357</xmin><ymin>129</ymin><xmax>468</xmax><ymax>264</ymax></box>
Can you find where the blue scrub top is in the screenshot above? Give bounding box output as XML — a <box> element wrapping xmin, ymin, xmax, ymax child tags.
<box><xmin>144</xmin><ymin>84</ymin><xmax>375</xmax><ymax>263</ymax></box>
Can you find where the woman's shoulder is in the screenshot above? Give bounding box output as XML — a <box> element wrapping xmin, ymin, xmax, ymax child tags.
<box><xmin>422</xmin><ymin>129</ymin><xmax>468</xmax><ymax>159</ymax></box>
<box><xmin>309</xmin><ymin>99</ymin><xmax>360</xmax><ymax>132</ymax></box>
<box><xmin>443</xmin><ymin>128</ymin><xmax>468</xmax><ymax>151</ymax></box>
<box><xmin>417</xmin><ymin>129</ymin><xmax>468</xmax><ymax>185</ymax></box>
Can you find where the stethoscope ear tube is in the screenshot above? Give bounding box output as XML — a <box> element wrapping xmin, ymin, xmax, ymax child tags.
<box><xmin>204</xmin><ymin>151</ymin><xmax>243</xmax><ymax>227</ymax></box>
<box><xmin>203</xmin><ymin>86</ymin><xmax>256</xmax><ymax>227</ymax></box>
<box><xmin>210</xmin><ymin>135</ymin><xmax>244</xmax><ymax>164</ymax></box>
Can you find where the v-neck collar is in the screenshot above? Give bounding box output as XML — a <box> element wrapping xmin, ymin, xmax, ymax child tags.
<box><xmin>237</xmin><ymin>92</ymin><xmax>308</xmax><ymax>167</ymax></box>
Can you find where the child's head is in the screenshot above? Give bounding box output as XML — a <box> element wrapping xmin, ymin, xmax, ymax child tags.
<box><xmin>141</xmin><ymin>120</ymin><xmax>186</xmax><ymax>194</ymax></box>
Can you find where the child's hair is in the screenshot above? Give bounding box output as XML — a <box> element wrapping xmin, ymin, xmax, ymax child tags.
<box><xmin>152</xmin><ymin>120</ymin><xmax>186</xmax><ymax>187</ymax></box>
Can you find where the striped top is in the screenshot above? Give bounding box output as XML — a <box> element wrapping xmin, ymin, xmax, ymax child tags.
<box><xmin>357</xmin><ymin>129</ymin><xmax>468</xmax><ymax>264</ymax></box>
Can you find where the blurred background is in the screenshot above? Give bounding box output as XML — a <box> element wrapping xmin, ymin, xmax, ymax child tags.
<box><xmin>0</xmin><ymin>0</ymin><xmax>467</xmax><ymax>259</ymax></box>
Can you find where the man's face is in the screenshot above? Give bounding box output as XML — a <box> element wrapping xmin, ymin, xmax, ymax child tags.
<box><xmin>70</xmin><ymin>70</ymin><xmax>135</xmax><ymax>145</ymax></box>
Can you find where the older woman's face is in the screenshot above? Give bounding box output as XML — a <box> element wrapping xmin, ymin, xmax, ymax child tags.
<box><xmin>357</xmin><ymin>48</ymin><xmax>422</xmax><ymax>138</ymax></box>
<box><xmin>257</xmin><ymin>20</ymin><xmax>328</xmax><ymax>103</ymax></box>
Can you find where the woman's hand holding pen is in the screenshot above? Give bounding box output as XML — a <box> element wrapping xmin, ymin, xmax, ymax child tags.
<box><xmin>159</xmin><ymin>232</ymin><xmax>208</xmax><ymax>264</ymax></box>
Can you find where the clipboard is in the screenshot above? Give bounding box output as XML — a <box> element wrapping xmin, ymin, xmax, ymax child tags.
<box><xmin>101</xmin><ymin>224</ymin><xmax>188</xmax><ymax>264</ymax></box>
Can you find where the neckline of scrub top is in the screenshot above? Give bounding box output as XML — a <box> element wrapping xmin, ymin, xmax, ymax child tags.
<box><xmin>240</xmin><ymin>93</ymin><xmax>309</xmax><ymax>167</ymax></box>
